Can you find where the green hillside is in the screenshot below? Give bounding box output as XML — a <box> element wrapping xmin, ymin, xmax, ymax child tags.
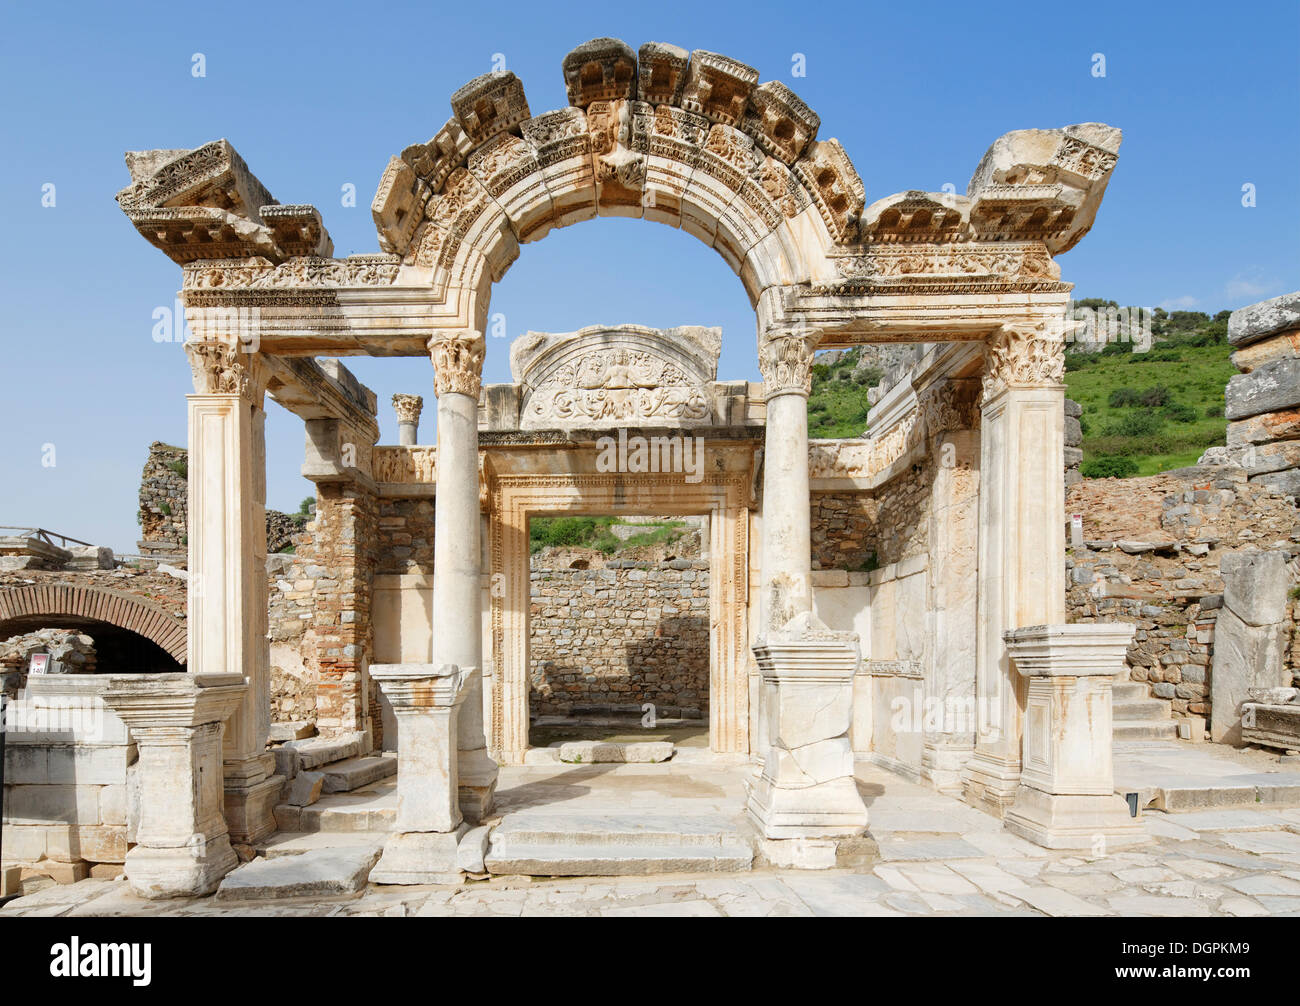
<box><xmin>1064</xmin><ymin>303</ymin><xmax>1234</xmax><ymax>477</ymax></box>
<box><xmin>800</xmin><ymin>304</ymin><xmax>1237</xmax><ymax>479</ymax></box>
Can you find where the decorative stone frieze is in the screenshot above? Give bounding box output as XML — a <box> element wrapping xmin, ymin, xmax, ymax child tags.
<box><xmin>511</xmin><ymin>324</ymin><xmax>720</xmax><ymax>429</ymax></box>
<box><xmin>429</xmin><ymin>330</ymin><xmax>485</xmax><ymax>398</ymax></box>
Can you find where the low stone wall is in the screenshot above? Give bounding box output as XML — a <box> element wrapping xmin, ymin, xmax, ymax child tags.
<box><xmin>1</xmin><ymin>675</ymin><xmax>134</xmax><ymax>879</ymax></box>
<box><xmin>1066</xmin><ymin>466</ymin><xmax>1299</xmax><ymax>729</ymax></box>
<box><xmin>528</xmin><ymin>546</ymin><xmax>710</xmax><ymax>718</ymax></box>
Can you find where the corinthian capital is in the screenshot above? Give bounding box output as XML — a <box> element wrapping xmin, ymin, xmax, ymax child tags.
<box><xmin>758</xmin><ymin>327</ymin><xmax>820</xmax><ymax>398</ymax></box>
<box><xmin>391</xmin><ymin>393</ymin><xmax>424</xmax><ymax>424</ymax></box>
<box><xmin>184</xmin><ymin>339</ymin><xmax>265</xmax><ymax>400</ymax></box>
<box><xmin>981</xmin><ymin>322</ymin><xmax>1065</xmax><ymax>403</ymax></box>
<box><xmin>428</xmin><ymin>330</ymin><xmax>485</xmax><ymax>397</ymax></box>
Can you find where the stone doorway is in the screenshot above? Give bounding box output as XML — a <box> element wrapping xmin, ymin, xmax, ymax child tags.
<box><xmin>488</xmin><ymin>467</ymin><xmax>752</xmax><ymax>765</ymax></box>
<box><xmin>525</xmin><ymin>514</ymin><xmax>712</xmax><ymax>758</ymax></box>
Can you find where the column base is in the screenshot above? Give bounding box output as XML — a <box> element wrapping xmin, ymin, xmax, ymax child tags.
<box><xmin>123</xmin><ymin>837</ymin><xmax>238</xmax><ymax>900</ymax></box>
<box><xmin>457</xmin><ymin>747</ymin><xmax>499</xmax><ymax>823</ymax></box>
<box><xmin>369</xmin><ymin>826</ymin><xmax>469</xmax><ymax>885</ymax></box>
<box><xmin>223</xmin><ymin>773</ymin><xmax>284</xmax><ymax>844</ymax></box>
<box><xmin>1003</xmin><ymin>786</ymin><xmax>1149</xmax><ymax>851</ymax></box>
<box><xmin>922</xmin><ymin>736</ymin><xmax>974</xmax><ymax>796</ymax></box>
<box><xmin>746</xmin><ymin>774</ymin><xmax>869</xmax><ymax>840</ymax></box>
<box><xmin>961</xmin><ymin>750</ymin><xmax>1021</xmax><ymax>817</ymax></box>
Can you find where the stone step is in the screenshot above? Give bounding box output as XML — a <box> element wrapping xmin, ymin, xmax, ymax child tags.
<box><xmin>319</xmin><ymin>755</ymin><xmax>397</xmax><ymax>793</ymax></box>
<box><xmin>1128</xmin><ymin>776</ymin><xmax>1300</xmax><ymax>812</ymax></box>
<box><xmin>1114</xmin><ymin>699</ymin><xmax>1172</xmax><ymax>721</ymax></box>
<box><xmin>1113</xmin><ymin>720</ymin><xmax>1179</xmax><ymax>741</ymax></box>
<box><xmin>215</xmin><ymin>845</ymin><xmax>382</xmax><ymax>901</ymax></box>
<box><xmin>1113</xmin><ymin>683</ymin><xmax>1151</xmax><ymax>703</ymax></box>
<box><xmin>484</xmin><ymin>842</ymin><xmax>754</xmax><ymax>877</ymax></box>
<box><xmin>273</xmin><ymin>782</ymin><xmax>397</xmax><ymax>834</ymax></box>
<box><xmin>257</xmin><ymin>832</ymin><xmax>389</xmax><ymax>860</ymax></box>
<box><xmin>490</xmin><ymin>812</ymin><xmax>746</xmax><ymax>849</ymax></box>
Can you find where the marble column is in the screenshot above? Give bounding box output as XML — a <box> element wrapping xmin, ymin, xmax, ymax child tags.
<box><xmin>369</xmin><ymin>663</ymin><xmax>470</xmax><ymax>884</ymax></box>
<box><xmin>185</xmin><ymin>341</ymin><xmax>282</xmax><ymax>843</ymax></box>
<box><xmin>392</xmin><ymin>393</ymin><xmax>423</xmax><ymax>446</ymax></box>
<box><xmin>962</xmin><ymin>324</ymin><xmax>1068</xmax><ymax>816</ymax></box>
<box><xmin>1002</xmin><ymin>624</ymin><xmax>1147</xmax><ymax>850</ymax></box>
<box><xmin>747</xmin><ymin>327</ymin><xmax>868</xmax><ymax>863</ymax></box>
<box><xmin>428</xmin><ymin>330</ymin><xmax>498</xmax><ymax>820</ymax></box>
<box><xmin>756</xmin><ymin>327</ymin><xmax>819</xmax><ymax>641</ymax></box>
<box><xmin>101</xmin><ymin>673</ymin><xmax>247</xmax><ymax>898</ymax></box>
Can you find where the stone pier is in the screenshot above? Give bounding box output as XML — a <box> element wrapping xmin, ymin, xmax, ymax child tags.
<box><xmin>1002</xmin><ymin>624</ymin><xmax>1147</xmax><ymax>850</ymax></box>
<box><xmin>369</xmin><ymin>663</ymin><xmax>471</xmax><ymax>884</ymax></box>
<box><xmin>101</xmin><ymin>673</ymin><xmax>247</xmax><ymax>898</ymax></box>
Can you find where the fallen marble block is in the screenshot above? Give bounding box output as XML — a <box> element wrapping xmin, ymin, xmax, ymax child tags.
<box><xmin>557</xmin><ymin>741</ymin><xmax>674</xmax><ymax>763</ymax></box>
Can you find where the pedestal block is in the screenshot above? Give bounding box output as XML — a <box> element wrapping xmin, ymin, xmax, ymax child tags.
<box><xmin>101</xmin><ymin>673</ymin><xmax>247</xmax><ymax>899</ymax></box>
<box><xmin>1001</xmin><ymin>624</ymin><xmax>1148</xmax><ymax>850</ymax></box>
<box><xmin>370</xmin><ymin>663</ymin><xmax>471</xmax><ymax>884</ymax></box>
<box><xmin>746</xmin><ymin>618</ymin><xmax>869</xmax><ymax>847</ymax></box>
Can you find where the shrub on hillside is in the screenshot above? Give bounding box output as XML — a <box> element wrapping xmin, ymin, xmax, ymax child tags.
<box><xmin>1081</xmin><ymin>455</ymin><xmax>1139</xmax><ymax>479</ymax></box>
<box><xmin>1138</xmin><ymin>386</ymin><xmax>1171</xmax><ymax>408</ymax></box>
<box><xmin>1103</xmin><ymin>410</ymin><xmax>1163</xmax><ymax>438</ymax></box>
<box><xmin>1162</xmin><ymin>402</ymin><xmax>1198</xmax><ymax>424</ymax></box>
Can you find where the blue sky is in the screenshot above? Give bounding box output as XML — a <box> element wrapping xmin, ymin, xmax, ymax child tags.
<box><xmin>1</xmin><ymin>0</ymin><xmax>1296</xmax><ymax>551</ymax></box>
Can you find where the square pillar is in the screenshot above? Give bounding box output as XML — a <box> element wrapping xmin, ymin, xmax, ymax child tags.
<box><xmin>746</xmin><ymin>616</ymin><xmax>869</xmax><ymax>855</ymax></box>
<box><xmin>962</xmin><ymin>324</ymin><xmax>1067</xmax><ymax>816</ymax></box>
<box><xmin>101</xmin><ymin>673</ymin><xmax>246</xmax><ymax>898</ymax></box>
<box><xmin>186</xmin><ymin>342</ymin><xmax>282</xmax><ymax>843</ymax></box>
<box><xmin>1002</xmin><ymin>624</ymin><xmax>1148</xmax><ymax>850</ymax></box>
<box><xmin>920</xmin><ymin>384</ymin><xmax>980</xmax><ymax>794</ymax></box>
<box><xmin>369</xmin><ymin>663</ymin><xmax>470</xmax><ymax>884</ymax></box>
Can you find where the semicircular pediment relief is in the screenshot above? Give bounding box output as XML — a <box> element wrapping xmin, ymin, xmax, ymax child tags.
<box><xmin>512</xmin><ymin>324</ymin><xmax>721</xmax><ymax>429</ymax></box>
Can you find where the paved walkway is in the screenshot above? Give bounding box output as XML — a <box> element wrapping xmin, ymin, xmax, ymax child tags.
<box><xmin>6</xmin><ymin>755</ymin><xmax>1300</xmax><ymax>917</ymax></box>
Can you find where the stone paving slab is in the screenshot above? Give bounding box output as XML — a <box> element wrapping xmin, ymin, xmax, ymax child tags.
<box><xmin>10</xmin><ymin>757</ymin><xmax>1300</xmax><ymax>918</ymax></box>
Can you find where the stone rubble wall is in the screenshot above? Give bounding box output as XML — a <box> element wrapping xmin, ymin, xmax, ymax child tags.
<box><xmin>528</xmin><ymin>541</ymin><xmax>710</xmax><ymax>718</ymax></box>
<box><xmin>1065</xmin><ymin>466</ymin><xmax>1299</xmax><ymax>729</ymax></box>
<box><xmin>137</xmin><ymin>441</ymin><xmax>188</xmax><ymax>545</ymax></box>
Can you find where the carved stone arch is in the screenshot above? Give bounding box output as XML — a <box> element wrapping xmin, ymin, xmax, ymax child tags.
<box><xmin>0</xmin><ymin>584</ymin><xmax>188</xmax><ymax>664</ymax></box>
<box><xmin>372</xmin><ymin>40</ymin><xmax>865</xmax><ymax>342</ymax></box>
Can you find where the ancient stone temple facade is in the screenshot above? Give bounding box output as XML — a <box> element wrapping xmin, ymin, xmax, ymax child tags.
<box><xmin>102</xmin><ymin>36</ymin><xmax>1133</xmax><ymax>894</ymax></box>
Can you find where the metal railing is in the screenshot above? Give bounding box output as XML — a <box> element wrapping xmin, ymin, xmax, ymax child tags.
<box><xmin>0</xmin><ymin>526</ymin><xmax>94</xmax><ymax>548</ymax></box>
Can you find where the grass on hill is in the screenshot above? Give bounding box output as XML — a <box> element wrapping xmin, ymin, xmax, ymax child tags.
<box><xmin>808</xmin><ymin>349</ymin><xmax>879</xmax><ymax>438</ymax></box>
<box><xmin>1064</xmin><ymin>304</ymin><xmax>1235</xmax><ymax>477</ymax></box>
<box><xmin>529</xmin><ymin>516</ymin><xmax>688</xmax><ymax>555</ymax></box>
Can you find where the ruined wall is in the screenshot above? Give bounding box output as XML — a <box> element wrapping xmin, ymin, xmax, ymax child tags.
<box><xmin>1066</xmin><ymin>466</ymin><xmax>1299</xmax><ymax>727</ymax></box>
<box><xmin>811</xmin><ymin>494</ymin><xmax>876</xmax><ymax>571</ymax></box>
<box><xmin>137</xmin><ymin>441</ymin><xmax>188</xmax><ymax>545</ymax></box>
<box><xmin>264</xmin><ymin>486</ymin><xmax>379</xmax><ymax>742</ymax></box>
<box><xmin>528</xmin><ymin>547</ymin><xmax>710</xmax><ymax>718</ymax></box>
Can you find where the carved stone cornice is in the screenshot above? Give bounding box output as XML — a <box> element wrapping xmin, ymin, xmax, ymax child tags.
<box><xmin>758</xmin><ymin>328</ymin><xmax>820</xmax><ymax>398</ymax></box>
<box><xmin>428</xmin><ymin>330</ymin><xmax>485</xmax><ymax>397</ymax></box>
<box><xmin>981</xmin><ymin>323</ymin><xmax>1066</xmax><ymax>403</ymax></box>
<box><xmin>391</xmin><ymin>393</ymin><xmax>424</xmax><ymax>424</ymax></box>
<box><xmin>184</xmin><ymin>340</ymin><xmax>266</xmax><ymax>401</ymax></box>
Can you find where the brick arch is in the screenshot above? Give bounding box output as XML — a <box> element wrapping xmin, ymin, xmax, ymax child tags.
<box><xmin>369</xmin><ymin>37</ymin><xmax>867</xmax><ymax>336</ymax></box>
<box><xmin>0</xmin><ymin>584</ymin><xmax>187</xmax><ymax>664</ymax></box>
